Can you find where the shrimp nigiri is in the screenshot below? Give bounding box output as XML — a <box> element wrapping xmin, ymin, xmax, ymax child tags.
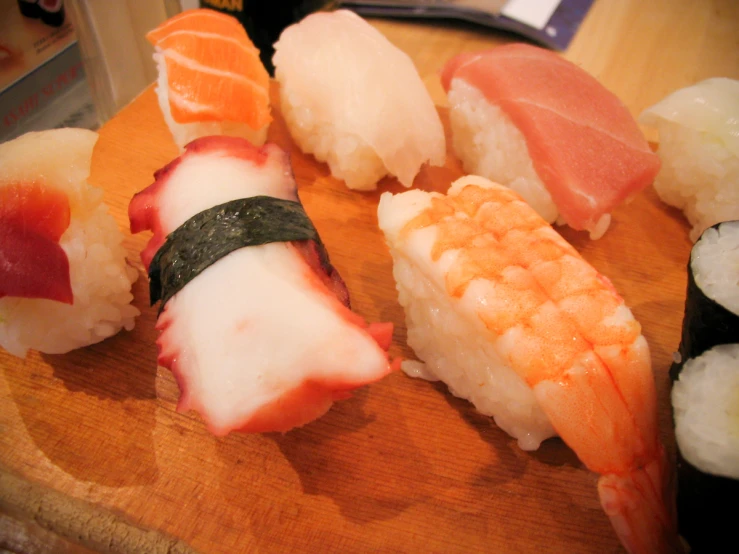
<box><xmin>378</xmin><ymin>175</ymin><xmax>681</xmax><ymax>553</ymax></box>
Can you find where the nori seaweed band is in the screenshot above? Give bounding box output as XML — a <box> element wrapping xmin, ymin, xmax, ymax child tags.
<box><xmin>670</xmin><ymin>220</ymin><xmax>739</xmax><ymax>380</ymax></box>
<box><xmin>148</xmin><ymin>196</ymin><xmax>325</xmax><ymax>311</ymax></box>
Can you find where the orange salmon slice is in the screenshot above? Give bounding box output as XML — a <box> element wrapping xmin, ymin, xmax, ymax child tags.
<box><xmin>147</xmin><ymin>9</ymin><xmax>271</xmax><ymax>129</ymax></box>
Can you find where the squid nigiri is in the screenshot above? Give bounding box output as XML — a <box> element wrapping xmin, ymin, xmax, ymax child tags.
<box><xmin>669</xmin><ymin>220</ymin><xmax>739</xmax><ymax>552</ymax></box>
<box><xmin>128</xmin><ymin>136</ymin><xmax>394</xmax><ymax>434</ymax></box>
<box><xmin>640</xmin><ymin>78</ymin><xmax>739</xmax><ymax>242</ymax></box>
<box><xmin>272</xmin><ymin>9</ymin><xmax>445</xmax><ymax>191</ymax></box>
<box><xmin>378</xmin><ymin>175</ymin><xmax>681</xmax><ymax>553</ymax></box>
<box><xmin>441</xmin><ymin>44</ymin><xmax>661</xmax><ymax>239</ymax></box>
<box><xmin>146</xmin><ymin>9</ymin><xmax>271</xmax><ymax>151</ymax></box>
<box><xmin>0</xmin><ymin>129</ymin><xmax>139</xmax><ymax>358</ymax></box>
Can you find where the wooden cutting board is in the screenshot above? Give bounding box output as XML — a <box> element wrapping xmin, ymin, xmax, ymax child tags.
<box><xmin>0</xmin><ymin>79</ymin><xmax>694</xmax><ymax>553</ymax></box>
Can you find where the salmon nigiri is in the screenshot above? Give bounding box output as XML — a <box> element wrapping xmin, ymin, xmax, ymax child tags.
<box><xmin>129</xmin><ymin>136</ymin><xmax>395</xmax><ymax>434</ymax></box>
<box><xmin>146</xmin><ymin>9</ymin><xmax>271</xmax><ymax>151</ymax></box>
<box><xmin>441</xmin><ymin>44</ymin><xmax>660</xmax><ymax>239</ymax></box>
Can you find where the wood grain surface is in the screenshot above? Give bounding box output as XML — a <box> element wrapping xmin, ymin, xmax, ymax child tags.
<box><xmin>2</xmin><ymin>0</ymin><xmax>738</xmax><ymax>552</ymax></box>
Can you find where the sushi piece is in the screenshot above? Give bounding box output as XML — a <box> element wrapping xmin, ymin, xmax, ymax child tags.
<box><xmin>146</xmin><ymin>9</ymin><xmax>271</xmax><ymax>151</ymax></box>
<box><xmin>671</xmin><ymin>344</ymin><xmax>739</xmax><ymax>553</ymax></box>
<box><xmin>0</xmin><ymin>129</ymin><xmax>139</xmax><ymax>358</ymax></box>
<box><xmin>671</xmin><ymin>220</ymin><xmax>739</xmax><ymax>378</ymax></box>
<box><xmin>128</xmin><ymin>135</ymin><xmax>395</xmax><ymax>434</ymax></box>
<box><xmin>441</xmin><ymin>44</ymin><xmax>661</xmax><ymax>239</ymax></box>
<box><xmin>272</xmin><ymin>9</ymin><xmax>445</xmax><ymax>191</ymax></box>
<box><xmin>669</xmin><ymin>220</ymin><xmax>738</xmax><ymax>552</ymax></box>
<box><xmin>378</xmin><ymin>175</ymin><xmax>680</xmax><ymax>553</ymax></box>
<box><xmin>640</xmin><ymin>78</ymin><xmax>739</xmax><ymax>242</ymax></box>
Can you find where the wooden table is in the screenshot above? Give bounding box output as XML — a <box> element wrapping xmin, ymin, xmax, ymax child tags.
<box><xmin>2</xmin><ymin>1</ymin><xmax>738</xmax><ymax>553</ymax></box>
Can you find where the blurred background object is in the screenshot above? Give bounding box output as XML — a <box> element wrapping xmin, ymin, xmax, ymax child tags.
<box><xmin>338</xmin><ymin>0</ymin><xmax>597</xmax><ymax>51</ymax></box>
<box><xmin>65</xmin><ymin>0</ymin><xmax>182</xmax><ymax>123</ymax></box>
<box><xmin>1</xmin><ymin>0</ymin><xmax>184</xmax><ymax>141</ymax></box>
<box><xmin>1</xmin><ymin>0</ymin><xmax>97</xmax><ymax>141</ymax></box>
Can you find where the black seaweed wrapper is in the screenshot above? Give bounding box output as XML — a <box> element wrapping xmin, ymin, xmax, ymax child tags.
<box><xmin>148</xmin><ymin>196</ymin><xmax>330</xmax><ymax>313</ymax></box>
<box><xmin>670</xmin><ymin>221</ymin><xmax>739</xmax><ymax>553</ymax></box>
<box><xmin>670</xmin><ymin>261</ymin><xmax>739</xmax><ymax>380</ymax></box>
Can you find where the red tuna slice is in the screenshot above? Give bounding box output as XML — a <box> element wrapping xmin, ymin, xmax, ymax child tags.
<box><xmin>129</xmin><ymin>136</ymin><xmax>394</xmax><ymax>435</ymax></box>
<box><xmin>0</xmin><ymin>182</ymin><xmax>72</xmax><ymax>303</ymax></box>
<box><xmin>442</xmin><ymin>44</ymin><xmax>661</xmax><ymax>232</ymax></box>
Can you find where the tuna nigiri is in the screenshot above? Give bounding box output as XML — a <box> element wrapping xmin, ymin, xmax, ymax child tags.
<box><xmin>128</xmin><ymin>136</ymin><xmax>394</xmax><ymax>434</ymax></box>
<box><xmin>0</xmin><ymin>129</ymin><xmax>139</xmax><ymax>358</ymax></box>
<box><xmin>273</xmin><ymin>10</ymin><xmax>445</xmax><ymax>191</ymax></box>
<box><xmin>146</xmin><ymin>9</ymin><xmax>271</xmax><ymax>151</ymax></box>
<box><xmin>378</xmin><ymin>175</ymin><xmax>681</xmax><ymax>553</ymax></box>
<box><xmin>441</xmin><ymin>44</ymin><xmax>661</xmax><ymax>239</ymax></box>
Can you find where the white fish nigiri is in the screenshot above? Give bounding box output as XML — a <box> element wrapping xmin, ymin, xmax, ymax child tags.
<box><xmin>273</xmin><ymin>9</ymin><xmax>445</xmax><ymax>191</ymax></box>
<box><xmin>128</xmin><ymin>136</ymin><xmax>394</xmax><ymax>435</ymax></box>
<box><xmin>441</xmin><ymin>44</ymin><xmax>661</xmax><ymax>240</ymax></box>
<box><xmin>640</xmin><ymin>78</ymin><xmax>739</xmax><ymax>241</ymax></box>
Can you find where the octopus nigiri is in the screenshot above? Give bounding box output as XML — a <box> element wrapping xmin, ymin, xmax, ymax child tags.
<box><xmin>129</xmin><ymin>136</ymin><xmax>394</xmax><ymax>434</ymax></box>
<box><xmin>378</xmin><ymin>175</ymin><xmax>681</xmax><ymax>553</ymax></box>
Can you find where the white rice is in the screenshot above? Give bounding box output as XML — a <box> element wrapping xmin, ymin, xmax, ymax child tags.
<box><xmin>153</xmin><ymin>51</ymin><xmax>268</xmax><ymax>151</ymax></box>
<box><xmin>672</xmin><ymin>343</ymin><xmax>739</xmax><ymax>479</ymax></box>
<box><xmin>447</xmin><ymin>78</ymin><xmax>560</xmax><ymax>225</ymax></box>
<box><xmin>691</xmin><ymin>220</ymin><xmax>739</xmax><ymax>315</ymax></box>
<box><xmin>0</xmin><ymin>129</ymin><xmax>139</xmax><ymax>358</ymax></box>
<box><xmin>277</xmin><ymin>85</ymin><xmax>388</xmax><ymax>191</ymax></box>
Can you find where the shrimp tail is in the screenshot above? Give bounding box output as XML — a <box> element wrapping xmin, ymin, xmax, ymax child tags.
<box><xmin>598</xmin><ymin>447</ymin><xmax>684</xmax><ymax>554</ymax></box>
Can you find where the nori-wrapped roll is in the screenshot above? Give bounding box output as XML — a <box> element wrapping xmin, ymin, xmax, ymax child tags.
<box><xmin>670</xmin><ymin>220</ymin><xmax>739</xmax><ymax>379</ymax></box>
<box><xmin>147</xmin><ymin>196</ymin><xmax>326</xmax><ymax>311</ymax></box>
<box><xmin>672</xmin><ymin>448</ymin><xmax>738</xmax><ymax>553</ymax></box>
<box><xmin>127</xmin><ymin>136</ymin><xmax>394</xmax><ymax>436</ymax></box>
<box><xmin>671</xmin><ymin>344</ymin><xmax>739</xmax><ymax>553</ymax></box>
<box><xmin>670</xmin><ymin>221</ymin><xmax>739</xmax><ymax>553</ymax></box>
